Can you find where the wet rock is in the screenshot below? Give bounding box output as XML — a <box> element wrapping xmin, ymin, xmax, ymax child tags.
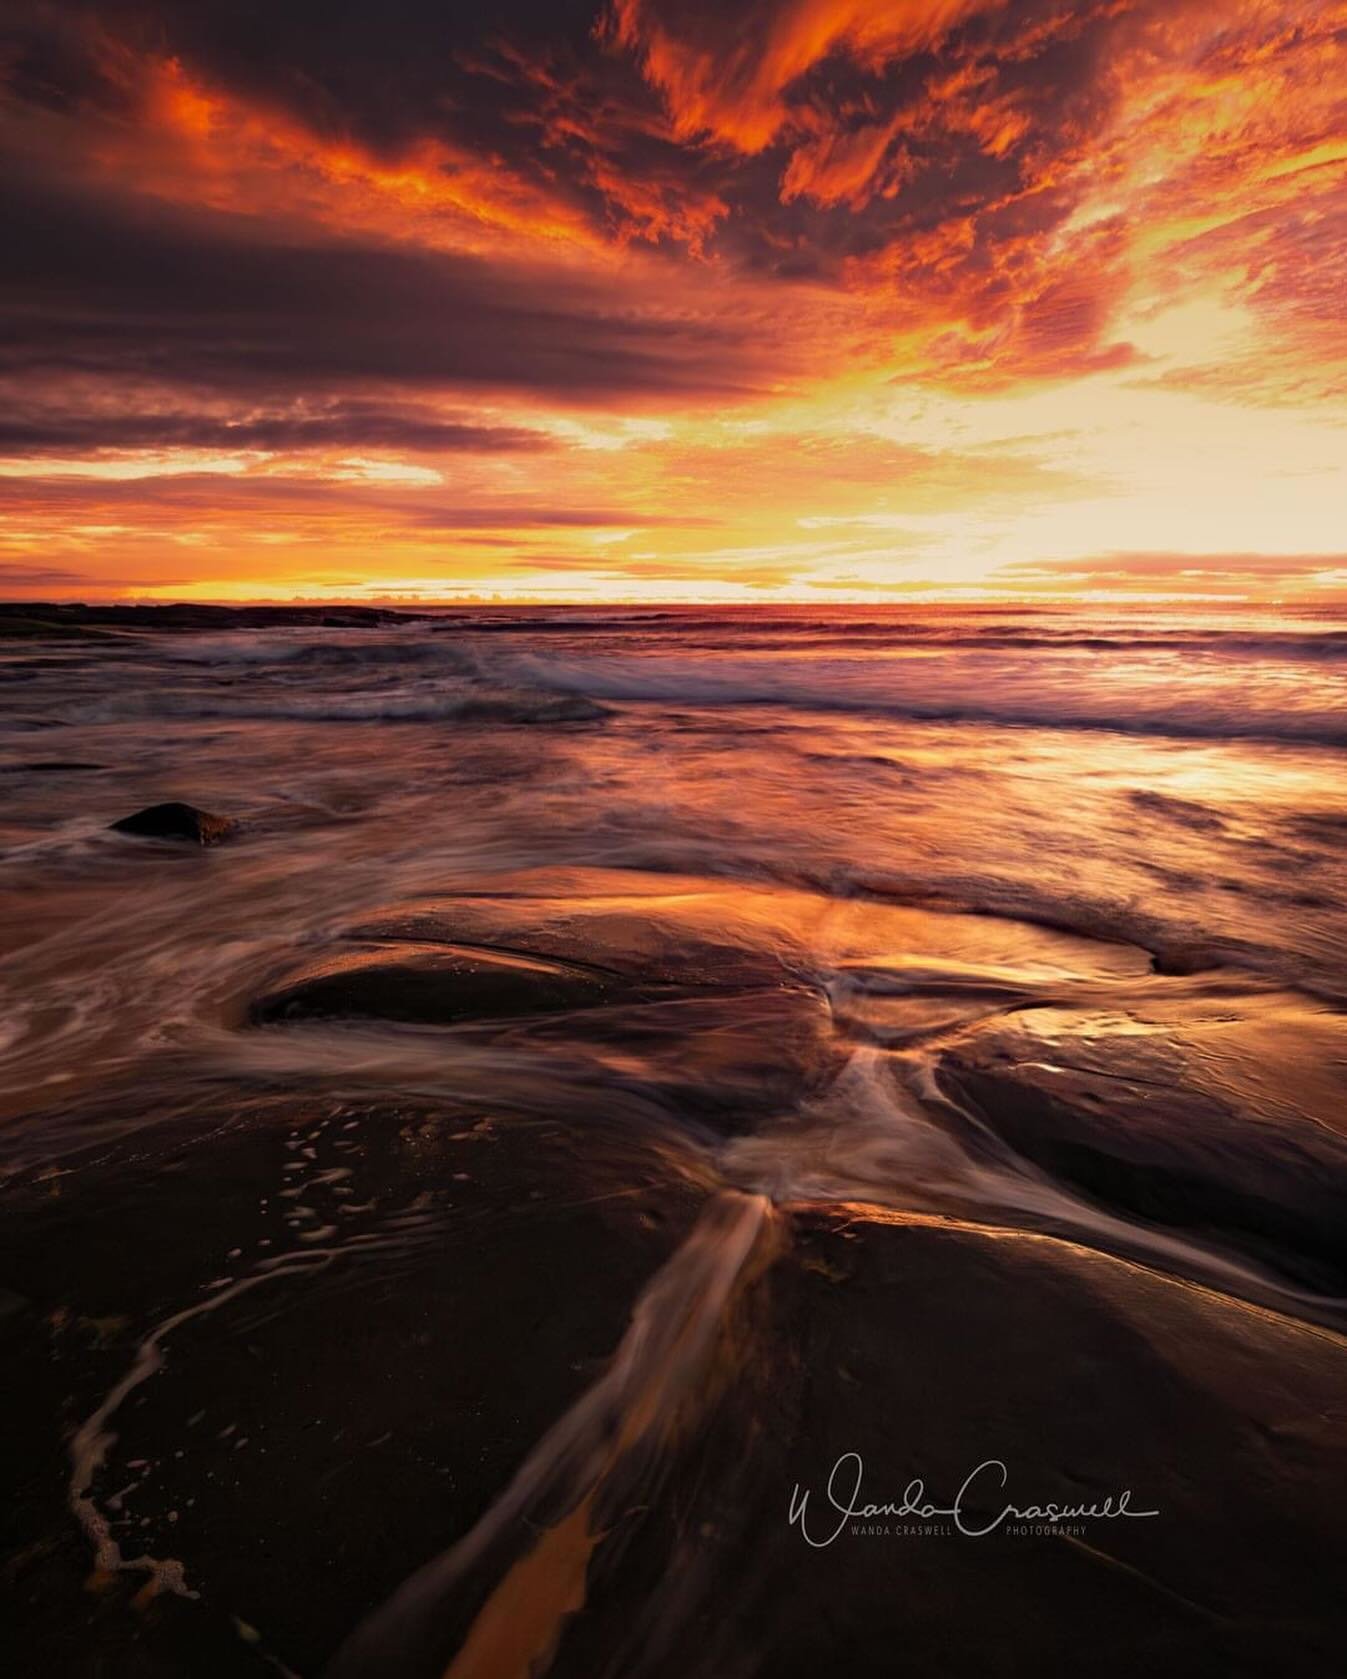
<box><xmin>506</xmin><ymin>983</ymin><xmax>842</xmax><ymax>1134</ymax></box>
<box><xmin>110</xmin><ymin>802</ymin><xmax>236</xmax><ymax>845</ymax></box>
<box><xmin>739</xmin><ymin>1214</ymin><xmax>1347</xmax><ymax>1679</ymax></box>
<box><xmin>0</xmin><ymin>1093</ymin><xmax>703</xmax><ymax>1677</ymax></box>
<box><xmin>329</xmin><ymin>1207</ymin><xmax>1347</xmax><ymax>1679</ymax></box>
<box><xmin>348</xmin><ymin>870</ymin><xmax>810</xmax><ymax>989</ymax></box>
<box><xmin>249</xmin><ymin>942</ymin><xmax>621</xmax><ymax>1026</ymax></box>
<box><xmin>938</xmin><ymin>1025</ymin><xmax>1347</xmax><ymax>1289</ymax></box>
<box><xmin>352</xmin><ymin>905</ymin><xmax>793</xmax><ymax>989</ymax></box>
<box><xmin>7</xmin><ymin>1081</ymin><xmax>1344</xmax><ymax>1679</ymax></box>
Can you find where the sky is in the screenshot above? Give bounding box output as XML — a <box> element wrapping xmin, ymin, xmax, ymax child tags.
<box><xmin>1</xmin><ymin>0</ymin><xmax>1344</xmax><ymax>605</ymax></box>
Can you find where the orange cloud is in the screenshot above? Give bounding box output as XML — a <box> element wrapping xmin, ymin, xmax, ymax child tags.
<box><xmin>114</xmin><ymin>56</ymin><xmax>605</xmax><ymax>256</ymax></box>
<box><xmin>779</xmin><ymin>113</ymin><xmax>909</xmax><ymax>209</ymax></box>
<box><xmin>1</xmin><ymin>0</ymin><xmax>1345</xmax><ymax>602</ymax></box>
<box><xmin>828</xmin><ymin>0</ymin><xmax>1347</xmax><ymax>389</ymax></box>
<box><xmin>603</xmin><ymin>0</ymin><xmax>999</xmax><ymax>152</ymax></box>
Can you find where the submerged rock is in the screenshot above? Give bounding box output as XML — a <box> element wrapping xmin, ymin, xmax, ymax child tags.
<box><xmin>249</xmin><ymin>942</ymin><xmax>620</xmax><ymax>1026</ymax></box>
<box><xmin>110</xmin><ymin>801</ymin><xmax>236</xmax><ymax>845</ymax></box>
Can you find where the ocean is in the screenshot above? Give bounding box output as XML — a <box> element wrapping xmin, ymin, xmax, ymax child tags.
<box><xmin>3</xmin><ymin>604</ymin><xmax>1346</xmax><ymax>1677</ymax></box>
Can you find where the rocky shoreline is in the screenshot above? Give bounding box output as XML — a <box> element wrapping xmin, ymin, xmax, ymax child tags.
<box><xmin>3</xmin><ymin>612</ymin><xmax>1346</xmax><ymax>1677</ymax></box>
<box><xmin>4</xmin><ymin>867</ymin><xmax>1346</xmax><ymax>1677</ymax></box>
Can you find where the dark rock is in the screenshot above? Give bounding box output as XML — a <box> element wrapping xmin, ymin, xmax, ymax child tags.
<box><xmin>938</xmin><ymin>1026</ymin><xmax>1347</xmax><ymax>1288</ymax></box>
<box><xmin>0</xmin><ymin>761</ymin><xmax>106</xmax><ymax>774</ymax></box>
<box><xmin>249</xmin><ymin>942</ymin><xmax>621</xmax><ymax>1026</ymax></box>
<box><xmin>110</xmin><ymin>801</ymin><xmax>236</xmax><ymax>845</ymax></box>
<box><xmin>0</xmin><ymin>1093</ymin><xmax>703</xmax><ymax>1677</ymax></box>
<box><xmin>742</xmin><ymin>1213</ymin><xmax>1347</xmax><ymax>1679</ymax></box>
<box><xmin>348</xmin><ymin>871</ymin><xmax>806</xmax><ymax>989</ymax></box>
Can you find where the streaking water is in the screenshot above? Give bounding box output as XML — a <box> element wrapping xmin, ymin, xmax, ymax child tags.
<box><xmin>3</xmin><ymin>604</ymin><xmax>1346</xmax><ymax>1677</ymax></box>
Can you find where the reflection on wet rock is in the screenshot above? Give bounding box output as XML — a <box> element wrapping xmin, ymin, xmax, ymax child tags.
<box><xmin>249</xmin><ymin>943</ymin><xmax>622</xmax><ymax>1027</ymax></box>
<box><xmin>939</xmin><ymin>1007</ymin><xmax>1347</xmax><ymax>1290</ymax></box>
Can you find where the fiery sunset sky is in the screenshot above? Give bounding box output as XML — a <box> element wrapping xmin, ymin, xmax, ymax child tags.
<box><xmin>1</xmin><ymin>0</ymin><xmax>1344</xmax><ymax>603</ymax></box>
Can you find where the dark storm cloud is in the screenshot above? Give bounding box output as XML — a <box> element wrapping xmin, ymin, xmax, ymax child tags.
<box><xmin>51</xmin><ymin>0</ymin><xmax>612</xmax><ymax>149</ymax></box>
<box><xmin>0</xmin><ymin>403</ymin><xmax>555</xmax><ymax>457</ymax></box>
<box><xmin>0</xmin><ymin>174</ymin><xmax>769</xmax><ymax>405</ymax></box>
<box><xmin>0</xmin><ymin>0</ymin><xmax>1131</xmax><ymax>279</ymax></box>
<box><xmin>0</xmin><ymin>0</ymin><xmax>1275</xmax><ymax>420</ymax></box>
<box><xmin>0</xmin><ymin>0</ymin><xmax>698</xmax><ymax>252</ymax></box>
<box><xmin>0</xmin><ymin>7</ymin><xmax>134</xmax><ymax>118</ymax></box>
<box><xmin>2</xmin><ymin>1</ymin><xmax>593</xmax><ymax>134</ymax></box>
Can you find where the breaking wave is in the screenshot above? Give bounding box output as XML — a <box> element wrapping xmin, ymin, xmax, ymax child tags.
<box><xmin>475</xmin><ymin>647</ymin><xmax>1347</xmax><ymax>747</ymax></box>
